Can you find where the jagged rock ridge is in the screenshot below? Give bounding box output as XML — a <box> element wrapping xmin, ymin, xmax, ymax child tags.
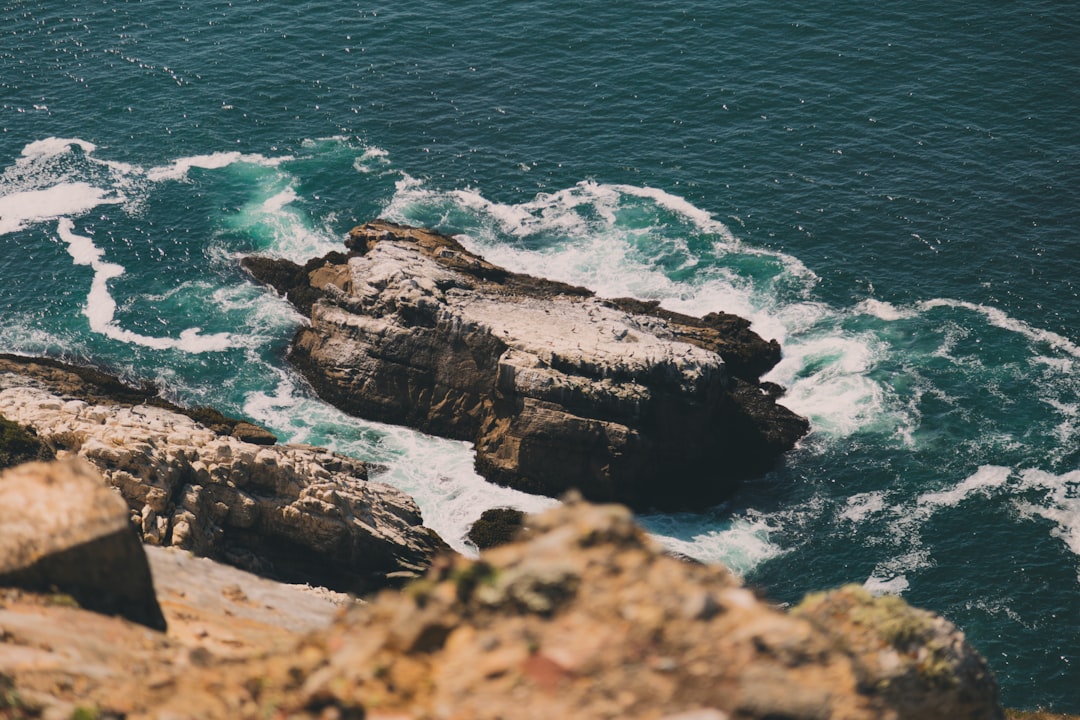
<box><xmin>244</xmin><ymin>220</ymin><xmax>809</xmax><ymax>510</ymax></box>
<box><xmin>0</xmin><ymin>356</ymin><xmax>445</xmax><ymax>594</ymax></box>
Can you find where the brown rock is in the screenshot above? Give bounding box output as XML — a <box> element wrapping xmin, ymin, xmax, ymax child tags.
<box><xmin>467</xmin><ymin>507</ymin><xmax>526</xmax><ymax>549</ymax></box>
<box><xmin>150</xmin><ymin>498</ymin><xmax>1001</xmax><ymax>720</ymax></box>
<box><xmin>0</xmin><ymin>458</ymin><xmax>166</xmax><ymax>631</ymax></box>
<box><xmin>248</xmin><ymin>220</ymin><xmax>808</xmax><ymax>510</ymax></box>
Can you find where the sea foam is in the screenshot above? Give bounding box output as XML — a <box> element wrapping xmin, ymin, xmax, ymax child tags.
<box><xmin>56</xmin><ymin>219</ymin><xmax>232</xmax><ymax>352</ymax></box>
<box><xmin>0</xmin><ymin>183</ymin><xmax>122</xmax><ymax>235</ymax></box>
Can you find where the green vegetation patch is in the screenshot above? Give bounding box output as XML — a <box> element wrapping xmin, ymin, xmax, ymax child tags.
<box><xmin>0</xmin><ymin>415</ymin><xmax>54</xmax><ymax>471</ymax></box>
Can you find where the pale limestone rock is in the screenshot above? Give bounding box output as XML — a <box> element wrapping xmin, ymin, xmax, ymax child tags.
<box><xmin>0</xmin><ymin>374</ymin><xmax>445</xmax><ymax>594</ymax></box>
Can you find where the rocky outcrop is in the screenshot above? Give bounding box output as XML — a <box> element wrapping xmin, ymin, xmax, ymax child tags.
<box><xmin>0</xmin><ymin>531</ymin><xmax>354</xmax><ymax>719</ymax></box>
<box><xmin>0</xmin><ymin>359</ymin><xmax>446</xmax><ymax>594</ymax></box>
<box><xmin>143</xmin><ymin>498</ymin><xmax>1002</xmax><ymax>719</ymax></box>
<box><xmin>0</xmin><ymin>458</ymin><xmax>166</xmax><ymax>630</ymax></box>
<box><xmin>244</xmin><ymin>220</ymin><xmax>808</xmax><ymax>510</ymax></box>
<box><xmin>0</xmin><ymin>485</ymin><xmax>1014</xmax><ymax>719</ymax></box>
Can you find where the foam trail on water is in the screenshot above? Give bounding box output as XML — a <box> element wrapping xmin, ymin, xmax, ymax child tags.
<box><xmin>56</xmin><ymin>219</ymin><xmax>232</xmax><ymax>352</ymax></box>
<box><xmin>1014</xmin><ymin>469</ymin><xmax>1080</xmax><ymax>579</ymax></box>
<box><xmin>0</xmin><ymin>183</ymin><xmax>122</xmax><ymax>235</ymax></box>
<box><xmin>19</xmin><ymin>137</ymin><xmax>98</xmax><ymax>160</ymax></box>
<box><xmin>146</xmin><ymin>151</ymin><xmax>291</xmax><ymax>182</ymax></box>
<box><xmin>916</xmin><ymin>465</ymin><xmax>1013</xmax><ymax>509</ymax></box>
<box><xmin>920</xmin><ymin>298</ymin><xmax>1080</xmax><ymax>359</ymax></box>
<box><xmin>638</xmin><ymin>510</ymin><xmax>784</xmax><ymax>577</ymax></box>
<box><xmin>860</xmin><ymin>467</ymin><xmax>1016</xmax><ymax>595</ymax></box>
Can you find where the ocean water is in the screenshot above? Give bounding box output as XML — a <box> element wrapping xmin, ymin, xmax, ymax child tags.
<box><xmin>2</xmin><ymin>0</ymin><xmax>1078</xmax><ymax>710</ymax></box>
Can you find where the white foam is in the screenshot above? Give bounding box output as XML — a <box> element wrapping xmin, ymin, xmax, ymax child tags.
<box><xmin>864</xmin><ymin>547</ymin><xmax>933</xmax><ymax>597</ymax></box>
<box><xmin>856</xmin><ymin>298</ymin><xmax>917</xmax><ymax>321</ymax></box>
<box><xmin>612</xmin><ymin>183</ymin><xmax>736</xmax><ymax>239</ymax></box>
<box><xmin>638</xmin><ymin>511</ymin><xmax>784</xmax><ymax>576</ymax></box>
<box><xmin>0</xmin><ymin>182</ymin><xmax>122</xmax><ymax>235</ymax></box>
<box><xmin>262</xmin><ymin>186</ymin><xmax>299</xmax><ymax>213</ymax></box>
<box><xmin>1015</xmin><ymin>469</ymin><xmax>1080</xmax><ymax>564</ymax></box>
<box><xmin>920</xmin><ymin>298</ymin><xmax>1080</xmax><ymax>359</ymax></box>
<box><xmin>766</xmin><ymin>330</ymin><xmax>900</xmax><ymax>439</ymax></box>
<box><xmin>240</xmin><ymin>369</ymin><xmax>557</xmax><ymax>555</ymax></box>
<box><xmin>56</xmin><ymin>219</ymin><xmax>232</xmax><ymax>352</ymax></box>
<box><xmin>917</xmin><ymin>465</ymin><xmax>1012</xmax><ymax>508</ymax></box>
<box><xmin>840</xmin><ymin>491</ymin><xmax>888</xmax><ymax>523</ymax></box>
<box><xmin>146</xmin><ymin>151</ymin><xmax>289</xmax><ymax>182</ymax></box>
<box><xmin>354</xmin><ymin>146</ymin><xmax>392</xmax><ymax>173</ymax></box>
<box><xmin>20</xmin><ymin>137</ymin><xmax>98</xmax><ymax>160</ymax></box>
<box><xmin>863</xmin><ymin>574</ymin><xmax>910</xmax><ymax>596</ymax></box>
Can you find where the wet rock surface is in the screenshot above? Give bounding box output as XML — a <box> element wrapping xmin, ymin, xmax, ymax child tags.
<box><xmin>245</xmin><ymin>220</ymin><xmax>809</xmax><ymax>510</ymax></box>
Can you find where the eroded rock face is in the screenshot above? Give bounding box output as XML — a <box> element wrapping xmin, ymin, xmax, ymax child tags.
<box><xmin>0</xmin><ymin>365</ymin><xmax>446</xmax><ymax>594</ymax></box>
<box><xmin>246</xmin><ymin>220</ymin><xmax>808</xmax><ymax>510</ymax></box>
<box><xmin>151</xmin><ymin>498</ymin><xmax>1003</xmax><ymax>720</ymax></box>
<box><xmin>0</xmin><ymin>458</ymin><xmax>166</xmax><ymax>630</ymax></box>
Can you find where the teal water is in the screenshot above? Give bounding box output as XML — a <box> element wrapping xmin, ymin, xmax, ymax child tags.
<box><xmin>2</xmin><ymin>0</ymin><xmax>1078</xmax><ymax>709</ymax></box>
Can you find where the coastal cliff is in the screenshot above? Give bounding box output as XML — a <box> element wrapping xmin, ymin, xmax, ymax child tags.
<box><xmin>0</xmin><ymin>355</ymin><xmax>445</xmax><ymax>593</ymax></box>
<box><xmin>244</xmin><ymin>220</ymin><xmax>808</xmax><ymax>510</ymax></box>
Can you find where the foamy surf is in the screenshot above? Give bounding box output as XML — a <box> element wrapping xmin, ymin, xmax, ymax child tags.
<box><xmin>238</xmin><ymin>367</ymin><xmax>557</xmax><ymax>554</ymax></box>
<box><xmin>637</xmin><ymin>510</ymin><xmax>785</xmax><ymax>576</ymax></box>
<box><xmin>0</xmin><ymin>182</ymin><xmax>123</xmax><ymax>235</ymax></box>
<box><xmin>56</xmin><ymin>218</ymin><xmax>232</xmax><ymax>352</ymax></box>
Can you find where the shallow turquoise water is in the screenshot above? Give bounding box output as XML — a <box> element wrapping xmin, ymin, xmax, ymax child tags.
<box><xmin>2</xmin><ymin>0</ymin><xmax>1078</xmax><ymax>709</ymax></box>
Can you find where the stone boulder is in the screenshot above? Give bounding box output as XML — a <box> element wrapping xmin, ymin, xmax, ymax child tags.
<box><xmin>0</xmin><ymin>458</ymin><xmax>166</xmax><ymax>631</ymax></box>
<box><xmin>156</xmin><ymin>498</ymin><xmax>1003</xmax><ymax>720</ymax></box>
<box><xmin>0</xmin><ymin>365</ymin><xmax>446</xmax><ymax>595</ymax></box>
<box><xmin>244</xmin><ymin>220</ymin><xmax>809</xmax><ymax>510</ymax></box>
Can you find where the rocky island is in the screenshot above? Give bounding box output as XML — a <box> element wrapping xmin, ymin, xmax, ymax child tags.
<box><xmin>244</xmin><ymin>220</ymin><xmax>809</xmax><ymax>510</ymax></box>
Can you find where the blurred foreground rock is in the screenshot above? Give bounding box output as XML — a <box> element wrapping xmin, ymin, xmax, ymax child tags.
<box><xmin>150</xmin><ymin>499</ymin><xmax>1003</xmax><ymax>720</ymax></box>
<box><xmin>0</xmin><ymin>457</ymin><xmax>166</xmax><ymax>631</ymax></box>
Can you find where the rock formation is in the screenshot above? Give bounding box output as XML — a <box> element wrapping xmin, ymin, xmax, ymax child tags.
<box><xmin>0</xmin><ymin>458</ymin><xmax>166</xmax><ymax>631</ymax></box>
<box><xmin>151</xmin><ymin>498</ymin><xmax>1003</xmax><ymax>719</ymax></box>
<box><xmin>0</xmin><ymin>356</ymin><xmax>445</xmax><ymax>594</ymax></box>
<box><xmin>0</xmin><ymin>463</ymin><xmax>1019</xmax><ymax>719</ymax></box>
<box><xmin>244</xmin><ymin>220</ymin><xmax>809</xmax><ymax>510</ymax></box>
<box><xmin>467</xmin><ymin>506</ymin><xmax>526</xmax><ymax>549</ymax></box>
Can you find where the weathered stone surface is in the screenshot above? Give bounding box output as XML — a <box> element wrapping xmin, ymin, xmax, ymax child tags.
<box><xmin>794</xmin><ymin>585</ymin><xmax>1005</xmax><ymax>720</ymax></box>
<box><xmin>0</xmin><ymin>497</ymin><xmax>1014</xmax><ymax>719</ymax></box>
<box><xmin>0</xmin><ymin>545</ymin><xmax>355</xmax><ymax>718</ymax></box>
<box><xmin>245</xmin><ymin>220</ymin><xmax>809</xmax><ymax>510</ymax></box>
<box><xmin>0</xmin><ymin>458</ymin><xmax>166</xmax><ymax>630</ymax></box>
<box><xmin>0</xmin><ymin>413</ymin><xmax>54</xmax><ymax>469</ymax></box>
<box><xmin>144</xmin><ymin>498</ymin><xmax>1002</xmax><ymax>720</ymax></box>
<box><xmin>0</xmin><ymin>366</ymin><xmax>446</xmax><ymax>594</ymax></box>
